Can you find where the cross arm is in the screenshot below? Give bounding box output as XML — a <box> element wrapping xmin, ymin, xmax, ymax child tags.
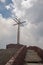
<box><xmin>21</xmin><ymin>21</ymin><xmax>26</xmax><ymax>24</ymax></box>
<box><xmin>12</xmin><ymin>18</ymin><xmax>18</xmax><ymax>24</ymax></box>
<box><xmin>13</xmin><ymin>23</ymin><xmax>17</xmax><ymax>26</ymax></box>
<box><xmin>19</xmin><ymin>21</ymin><xmax>26</xmax><ymax>26</ymax></box>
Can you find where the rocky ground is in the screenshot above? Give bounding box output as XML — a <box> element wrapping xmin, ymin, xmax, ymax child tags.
<box><xmin>0</xmin><ymin>48</ymin><xmax>18</xmax><ymax>65</ymax></box>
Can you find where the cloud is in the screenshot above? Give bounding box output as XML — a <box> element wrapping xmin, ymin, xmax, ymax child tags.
<box><xmin>0</xmin><ymin>14</ymin><xmax>17</xmax><ymax>48</ymax></box>
<box><xmin>0</xmin><ymin>0</ymin><xmax>43</xmax><ymax>49</ymax></box>
<box><xmin>0</xmin><ymin>0</ymin><xmax>5</xmax><ymax>3</ymax></box>
<box><xmin>0</xmin><ymin>0</ymin><xmax>13</xmax><ymax>18</ymax></box>
<box><xmin>11</xmin><ymin>0</ymin><xmax>43</xmax><ymax>49</ymax></box>
<box><xmin>5</xmin><ymin>5</ymin><xmax>11</xmax><ymax>10</ymax></box>
<box><xmin>21</xmin><ymin>0</ymin><xmax>33</xmax><ymax>9</ymax></box>
<box><xmin>27</xmin><ymin>0</ymin><xmax>43</xmax><ymax>24</ymax></box>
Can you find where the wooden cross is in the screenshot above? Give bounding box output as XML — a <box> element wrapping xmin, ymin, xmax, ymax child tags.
<box><xmin>12</xmin><ymin>18</ymin><xmax>26</xmax><ymax>44</ymax></box>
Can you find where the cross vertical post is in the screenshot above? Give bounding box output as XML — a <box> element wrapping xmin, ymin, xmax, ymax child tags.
<box><xmin>12</xmin><ymin>18</ymin><xmax>26</xmax><ymax>44</ymax></box>
<box><xmin>17</xmin><ymin>23</ymin><xmax>20</xmax><ymax>44</ymax></box>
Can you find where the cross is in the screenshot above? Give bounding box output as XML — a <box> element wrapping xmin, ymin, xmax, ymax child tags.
<box><xmin>12</xmin><ymin>18</ymin><xmax>26</xmax><ymax>44</ymax></box>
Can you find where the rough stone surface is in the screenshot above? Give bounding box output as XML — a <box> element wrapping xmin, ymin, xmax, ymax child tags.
<box><xmin>24</xmin><ymin>50</ymin><xmax>42</xmax><ymax>62</ymax></box>
<box><xmin>5</xmin><ymin>45</ymin><xmax>27</xmax><ymax>65</ymax></box>
<box><xmin>24</xmin><ymin>63</ymin><xmax>43</xmax><ymax>65</ymax></box>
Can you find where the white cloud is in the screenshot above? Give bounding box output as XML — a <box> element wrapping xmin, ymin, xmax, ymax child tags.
<box><xmin>20</xmin><ymin>22</ymin><xmax>43</xmax><ymax>49</ymax></box>
<box><xmin>0</xmin><ymin>0</ymin><xmax>5</xmax><ymax>3</ymax></box>
<box><xmin>5</xmin><ymin>5</ymin><xmax>11</xmax><ymax>10</ymax></box>
<box><xmin>21</xmin><ymin>0</ymin><xmax>33</xmax><ymax>9</ymax></box>
<box><xmin>0</xmin><ymin>14</ymin><xmax>17</xmax><ymax>48</ymax></box>
<box><xmin>5</xmin><ymin>4</ymin><xmax>13</xmax><ymax>10</ymax></box>
<box><xmin>12</xmin><ymin>8</ymin><xmax>25</xmax><ymax>18</ymax></box>
<box><xmin>0</xmin><ymin>14</ymin><xmax>12</xmax><ymax>37</ymax></box>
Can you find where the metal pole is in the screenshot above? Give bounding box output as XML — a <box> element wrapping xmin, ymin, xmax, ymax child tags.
<box><xmin>17</xmin><ymin>23</ymin><xmax>20</xmax><ymax>44</ymax></box>
<box><xmin>12</xmin><ymin>18</ymin><xmax>26</xmax><ymax>44</ymax></box>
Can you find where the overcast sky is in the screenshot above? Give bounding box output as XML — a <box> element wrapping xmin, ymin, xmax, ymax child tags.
<box><xmin>0</xmin><ymin>0</ymin><xmax>43</xmax><ymax>49</ymax></box>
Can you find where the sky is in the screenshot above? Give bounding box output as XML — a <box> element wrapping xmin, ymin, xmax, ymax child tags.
<box><xmin>0</xmin><ymin>0</ymin><xmax>43</xmax><ymax>49</ymax></box>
